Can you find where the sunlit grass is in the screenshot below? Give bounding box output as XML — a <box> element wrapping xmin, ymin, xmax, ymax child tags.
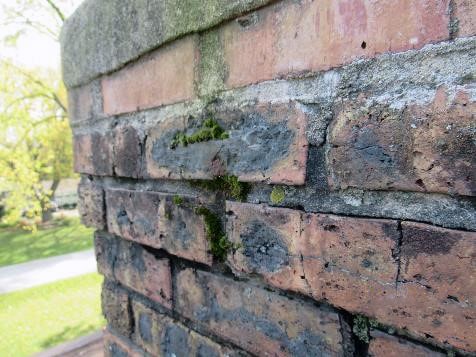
<box><xmin>0</xmin><ymin>216</ymin><xmax>94</xmax><ymax>267</ymax></box>
<box><xmin>0</xmin><ymin>273</ymin><xmax>105</xmax><ymax>357</ymax></box>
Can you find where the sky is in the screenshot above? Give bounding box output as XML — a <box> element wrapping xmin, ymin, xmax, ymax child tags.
<box><xmin>0</xmin><ymin>0</ymin><xmax>83</xmax><ymax>70</ymax></box>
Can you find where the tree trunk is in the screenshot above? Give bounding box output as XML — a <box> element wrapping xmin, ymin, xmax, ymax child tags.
<box><xmin>41</xmin><ymin>178</ymin><xmax>60</xmax><ymax>223</ymax></box>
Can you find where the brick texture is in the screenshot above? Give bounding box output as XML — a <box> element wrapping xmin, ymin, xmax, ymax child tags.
<box><xmin>144</xmin><ymin>102</ymin><xmax>309</xmax><ymax>185</ymax></box>
<box><xmin>102</xmin><ymin>36</ymin><xmax>198</xmax><ymax>115</ymax></box>
<box><xmin>226</xmin><ymin>202</ymin><xmax>476</xmax><ymax>351</ymax></box>
<box><xmin>73</xmin><ymin>132</ymin><xmax>113</xmax><ymax>176</ymax></box>
<box><xmin>223</xmin><ymin>0</ymin><xmax>450</xmax><ymax>88</ymax></box>
<box><xmin>103</xmin><ymin>330</ymin><xmax>145</xmax><ymax>357</ymax></box>
<box><xmin>368</xmin><ymin>330</ymin><xmax>444</xmax><ymax>357</ymax></box>
<box><xmin>77</xmin><ymin>180</ymin><xmax>105</xmax><ymax>229</ymax></box>
<box><xmin>454</xmin><ymin>0</ymin><xmax>476</xmax><ymax>37</ymax></box>
<box><xmin>96</xmin><ymin>233</ymin><xmax>172</xmax><ymax>308</ymax></box>
<box><xmin>328</xmin><ymin>86</ymin><xmax>476</xmax><ymax>196</ymax></box>
<box><xmin>175</xmin><ymin>268</ymin><xmax>344</xmax><ymax>356</ymax></box>
<box><xmin>105</xmin><ymin>188</ymin><xmax>212</xmax><ymax>265</ymax></box>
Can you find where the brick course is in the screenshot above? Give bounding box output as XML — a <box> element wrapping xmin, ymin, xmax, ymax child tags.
<box><xmin>63</xmin><ymin>0</ymin><xmax>476</xmax><ymax>355</ymax></box>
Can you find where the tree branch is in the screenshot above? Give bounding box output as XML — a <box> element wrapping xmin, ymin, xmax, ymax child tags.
<box><xmin>44</xmin><ymin>0</ymin><xmax>65</xmax><ymax>23</ymax></box>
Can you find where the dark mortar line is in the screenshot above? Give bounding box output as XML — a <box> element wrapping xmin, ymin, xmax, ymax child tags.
<box><xmin>448</xmin><ymin>0</ymin><xmax>459</xmax><ymax>39</ymax></box>
<box><xmin>337</xmin><ymin>312</ymin><xmax>358</xmax><ymax>357</ymax></box>
<box><xmin>127</xmin><ymin>291</ymin><xmax>136</xmax><ymax>339</ymax></box>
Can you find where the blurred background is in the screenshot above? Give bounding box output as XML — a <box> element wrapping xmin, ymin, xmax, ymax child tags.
<box><xmin>0</xmin><ymin>1</ymin><xmax>105</xmax><ymax>356</ymax></box>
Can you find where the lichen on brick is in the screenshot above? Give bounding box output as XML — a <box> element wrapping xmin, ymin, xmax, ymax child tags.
<box><xmin>353</xmin><ymin>315</ymin><xmax>370</xmax><ymax>343</ymax></box>
<box><xmin>270</xmin><ymin>186</ymin><xmax>285</xmax><ymax>204</ymax></box>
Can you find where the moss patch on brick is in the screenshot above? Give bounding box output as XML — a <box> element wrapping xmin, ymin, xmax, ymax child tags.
<box><xmin>172</xmin><ymin>195</ymin><xmax>184</xmax><ymax>206</ymax></box>
<box><xmin>270</xmin><ymin>186</ymin><xmax>286</xmax><ymax>204</ymax></box>
<box><xmin>353</xmin><ymin>315</ymin><xmax>370</xmax><ymax>343</ymax></box>
<box><xmin>194</xmin><ymin>206</ymin><xmax>235</xmax><ymax>261</ymax></box>
<box><xmin>170</xmin><ymin>118</ymin><xmax>229</xmax><ymax>149</ymax></box>
<box><xmin>192</xmin><ymin>175</ymin><xmax>250</xmax><ymax>201</ymax></box>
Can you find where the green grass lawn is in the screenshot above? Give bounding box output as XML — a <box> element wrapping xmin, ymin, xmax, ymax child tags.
<box><xmin>0</xmin><ymin>216</ymin><xmax>94</xmax><ymax>267</ymax></box>
<box><xmin>0</xmin><ymin>273</ymin><xmax>105</xmax><ymax>357</ymax></box>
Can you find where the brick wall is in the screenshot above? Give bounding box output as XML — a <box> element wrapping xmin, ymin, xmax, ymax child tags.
<box><xmin>62</xmin><ymin>0</ymin><xmax>476</xmax><ymax>356</ymax></box>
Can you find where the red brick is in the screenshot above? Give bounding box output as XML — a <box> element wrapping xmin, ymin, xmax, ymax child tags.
<box><xmin>77</xmin><ymin>180</ymin><xmax>105</xmax><ymax>229</ymax></box>
<box><xmin>223</xmin><ymin>0</ymin><xmax>450</xmax><ymax>88</ymax></box>
<box><xmin>73</xmin><ymin>132</ymin><xmax>113</xmax><ymax>176</ymax></box>
<box><xmin>102</xmin><ymin>36</ymin><xmax>198</xmax><ymax>116</ymax></box>
<box><xmin>175</xmin><ymin>268</ymin><xmax>344</xmax><ymax>356</ymax></box>
<box><xmin>368</xmin><ymin>330</ymin><xmax>444</xmax><ymax>357</ymax></box>
<box><xmin>67</xmin><ymin>82</ymin><xmax>93</xmax><ymax>123</ymax></box>
<box><xmin>454</xmin><ymin>0</ymin><xmax>476</xmax><ymax>37</ymax></box>
<box><xmin>105</xmin><ymin>189</ymin><xmax>212</xmax><ymax>265</ymax></box>
<box><xmin>131</xmin><ymin>299</ymin><xmax>241</xmax><ymax>356</ymax></box>
<box><xmin>145</xmin><ymin>102</ymin><xmax>308</xmax><ymax>185</ymax></box>
<box><xmin>103</xmin><ymin>330</ymin><xmax>144</xmax><ymax>357</ymax></box>
<box><xmin>328</xmin><ymin>86</ymin><xmax>476</xmax><ymax>196</ymax></box>
<box><xmin>400</xmin><ymin>222</ymin><xmax>476</xmax><ymax>311</ymax></box>
<box><xmin>112</xmin><ymin>126</ymin><xmax>142</xmax><ymax>178</ymax></box>
<box><xmin>96</xmin><ymin>233</ymin><xmax>172</xmax><ymax>308</ymax></box>
<box><xmin>226</xmin><ymin>202</ymin><xmax>476</xmax><ymax>352</ymax></box>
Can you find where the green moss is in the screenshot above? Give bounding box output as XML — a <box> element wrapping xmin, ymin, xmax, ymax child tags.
<box><xmin>270</xmin><ymin>186</ymin><xmax>285</xmax><ymax>204</ymax></box>
<box><xmin>170</xmin><ymin>118</ymin><xmax>228</xmax><ymax>149</ymax></box>
<box><xmin>172</xmin><ymin>195</ymin><xmax>184</xmax><ymax>206</ymax></box>
<box><xmin>353</xmin><ymin>315</ymin><xmax>370</xmax><ymax>343</ymax></box>
<box><xmin>195</xmin><ymin>206</ymin><xmax>235</xmax><ymax>261</ymax></box>
<box><xmin>192</xmin><ymin>175</ymin><xmax>250</xmax><ymax>201</ymax></box>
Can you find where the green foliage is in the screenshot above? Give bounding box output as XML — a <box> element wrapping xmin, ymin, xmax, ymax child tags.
<box><xmin>195</xmin><ymin>206</ymin><xmax>236</xmax><ymax>261</ymax></box>
<box><xmin>192</xmin><ymin>175</ymin><xmax>250</xmax><ymax>201</ymax></box>
<box><xmin>172</xmin><ymin>195</ymin><xmax>184</xmax><ymax>206</ymax></box>
<box><xmin>0</xmin><ymin>0</ymin><xmax>81</xmax><ymax>228</ymax></box>
<box><xmin>170</xmin><ymin>118</ymin><xmax>229</xmax><ymax>149</ymax></box>
<box><xmin>0</xmin><ymin>273</ymin><xmax>105</xmax><ymax>357</ymax></box>
<box><xmin>353</xmin><ymin>315</ymin><xmax>370</xmax><ymax>343</ymax></box>
<box><xmin>0</xmin><ymin>217</ymin><xmax>94</xmax><ymax>267</ymax></box>
<box><xmin>270</xmin><ymin>186</ymin><xmax>285</xmax><ymax>204</ymax></box>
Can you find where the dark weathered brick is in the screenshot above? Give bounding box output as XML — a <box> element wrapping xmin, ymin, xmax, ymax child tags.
<box><xmin>77</xmin><ymin>180</ymin><xmax>105</xmax><ymax>229</ymax></box>
<box><xmin>102</xmin><ymin>283</ymin><xmax>131</xmax><ymax>338</ymax></box>
<box><xmin>112</xmin><ymin>126</ymin><xmax>142</xmax><ymax>178</ymax></box>
<box><xmin>144</xmin><ymin>102</ymin><xmax>308</xmax><ymax>185</ymax></box>
<box><xmin>175</xmin><ymin>268</ymin><xmax>343</xmax><ymax>356</ymax></box>
<box><xmin>105</xmin><ymin>189</ymin><xmax>212</xmax><ymax>265</ymax></box>
<box><xmin>132</xmin><ymin>299</ymin><xmax>242</xmax><ymax>356</ymax></box>
<box><xmin>103</xmin><ymin>329</ymin><xmax>145</xmax><ymax>357</ymax></box>
<box><xmin>95</xmin><ymin>233</ymin><xmax>172</xmax><ymax>308</ymax></box>
<box><xmin>328</xmin><ymin>86</ymin><xmax>476</xmax><ymax>196</ymax></box>
<box><xmin>226</xmin><ymin>202</ymin><xmax>476</xmax><ymax>352</ymax></box>
<box><xmin>73</xmin><ymin>132</ymin><xmax>113</xmax><ymax>176</ymax></box>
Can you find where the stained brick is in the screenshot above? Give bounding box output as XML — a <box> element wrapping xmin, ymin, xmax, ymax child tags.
<box><xmin>105</xmin><ymin>189</ymin><xmax>212</xmax><ymax>265</ymax></box>
<box><xmin>73</xmin><ymin>132</ymin><xmax>113</xmax><ymax>176</ymax></box>
<box><xmin>222</xmin><ymin>0</ymin><xmax>450</xmax><ymax>88</ymax></box>
<box><xmin>102</xmin><ymin>283</ymin><xmax>132</xmax><ymax>338</ymax></box>
<box><xmin>103</xmin><ymin>330</ymin><xmax>144</xmax><ymax>357</ymax></box>
<box><xmin>112</xmin><ymin>126</ymin><xmax>143</xmax><ymax>178</ymax></box>
<box><xmin>368</xmin><ymin>330</ymin><xmax>444</xmax><ymax>357</ymax></box>
<box><xmin>226</xmin><ymin>202</ymin><xmax>476</xmax><ymax>352</ymax></box>
<box><xmin>328</xmin><ymin>86</ymin><xmax>476</xmax><ymax>196</ymax></box>
<box><xmin>96</xmin><ymin>233</ymin><xmax>172</xmax><ymax>308</ymax></box>
<box><xmin>454</xmin><ymin>0</ymin><xmax>476</xmax><ymax>37</ymax></box>
<box><xmin>131</xmin><ymin>299</ymin><xmax>242</xmax><ymax>357</ymax></box>
<box><xmin>77</xmin><ymin>180</ymin><xmax>105</xmax><ymax>229</ymax></box>
<box><xmin>145</xmin><ymin>102</ymin><xmax>308</xmax><ymax>185</ymax></box>
<box><xmin>102</xmin><ymin>36</ymin><xmax>198</xmax><ymax>116</ymax></box>
<box><xmin>175</xmin><ymin>268</ymin><xmax>343</xmax><ymax>356</ymax></box>
<box><xmin>400</xmin><ymin>221</ymin><xmax>476</xmax><ymax>310</ymax></box>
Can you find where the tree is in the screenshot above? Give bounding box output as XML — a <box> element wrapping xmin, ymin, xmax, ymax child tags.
<box><xmin>0</xmin><ymin>0</ymin><xmax>80</xmax><ymax>228</ymax></box>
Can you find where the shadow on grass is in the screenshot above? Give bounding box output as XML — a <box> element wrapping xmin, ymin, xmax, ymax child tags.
<box><xmin>40</xmin><ymin>323</ymin><xmax>98</xmax><ymax>349</ymax></box>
